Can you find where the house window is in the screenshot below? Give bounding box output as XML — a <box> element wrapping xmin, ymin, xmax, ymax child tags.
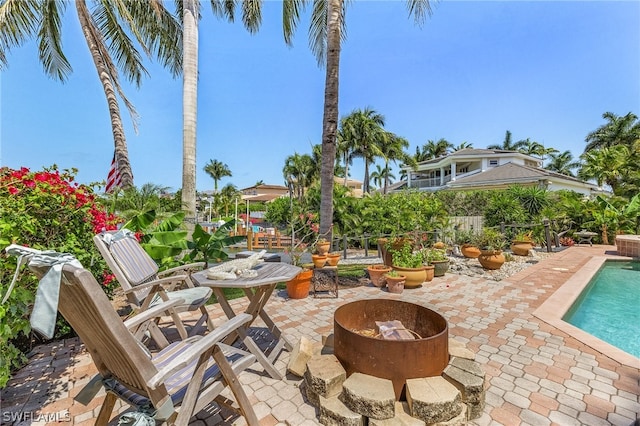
<box><xmin>489</xmin><ymin>159</ymin><xmax>499</xmax><ymax>167</ymax></box>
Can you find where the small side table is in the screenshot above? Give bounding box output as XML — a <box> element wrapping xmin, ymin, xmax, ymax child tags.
<box><xmin>576</xmin><ymin>231</ymin><xmax>597</xmax><ymax>246</ymax></box>
<box><xmin>312</xmin><ymin>266</ymin><xmax>338</xmax><ymax>298</ymax></box>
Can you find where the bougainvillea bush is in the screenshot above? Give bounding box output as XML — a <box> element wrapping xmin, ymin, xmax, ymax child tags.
<box><xmin>0</xmin><ymin>166</ymin><xmax>121</xmax><ymax>387</ymax></box>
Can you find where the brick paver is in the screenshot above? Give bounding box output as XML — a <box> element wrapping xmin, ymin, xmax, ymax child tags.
<box><xmin>1</xmin><ymin>245</ymin><xmax>639</xmax><ymax>425</ymax></box>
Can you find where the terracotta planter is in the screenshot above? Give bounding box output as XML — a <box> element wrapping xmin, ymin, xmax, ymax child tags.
<box><xmin>367</xmin><ymin>264</ymin><xmax>391</xmax><ymax>287</ymax></box>
<box><xmin>478</xmin><ymin>250</ymin><xmax>505</xmax><ymax>270</ymax></box>
<box><xmin>460</xmin><ymin>244</ymin><xmax>481</xmax><ymax>259</ymax></box>
<box><xmin>423</xmin><ymin>265</ymin><xmax>435</xmax><ymax>282</ymax></box>
<box><xmin>511</xmin><ymin>241</ymin><xmax>534</xmax><ymax>256</ymax></box>
<box><xmin>316</xmin><ymin>242</ymin><xmax>330</xmax><ymax>255</ymax></box>
<box><xmin>312</xmin><ymin>254</ymin><xmax>327</xmax><ymax>268</ymax></box>
<box><xmin>286</xmin><ymin>269</ymin><xmax>312</xmax><ymax>299</ymax></box>
<box><xmin>391</xmin><ymin>266</ymin><xmax>426</xmax><ymax>288</ymax></box>
<box><xmin>326</xmin><ymin>253</ymin><xmax>341</xmax><ymax>266</ymax></box>
<box><xmin>430</xmin><ymin>260</ymin><xmax>449</xmax><ymax>277</ymax></box>
<box><xmin>384</xmin><ymin>274</ymin><xmax>406</xmax><ymax>294</ymax></box>
<box><xmin>379</xmin><ymin>237</ymin><xmax>413</xmax><ymax>266</ymax></box>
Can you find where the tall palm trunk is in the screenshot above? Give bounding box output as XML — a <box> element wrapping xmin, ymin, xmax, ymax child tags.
<box><xmin>319</xmin><ymin>0</ymin><xmax>342</xmax><ymax>239</ymax></box>
<box><xmin>182</xmin><ymin>0</ymin><xmax>198</xmax><ymax>228</ymax></box>
<box><xmin>75</xmin><ymin>0</ymin><xmax>133</xmax><ymax>188</ymax></box>
<box><xmin>363</xmin><ymin>159</ymin><xmax>371</xmax><ymax>194</ymax></box>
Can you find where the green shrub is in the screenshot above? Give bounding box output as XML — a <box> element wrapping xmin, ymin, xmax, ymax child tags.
<box><xmin>0</xmin><ymin>166</ymin><xmax>121</xmax><ymax>388</ymax></box>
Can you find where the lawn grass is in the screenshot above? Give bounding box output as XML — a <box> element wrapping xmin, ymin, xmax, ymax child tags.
<box><xmin>210</xmin><ymin>263</ymin><xmax>368</xmax><ymax>303</ymax></box>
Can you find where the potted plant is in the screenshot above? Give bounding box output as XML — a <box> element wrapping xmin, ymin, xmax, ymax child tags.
<box><xmin>472</xmin><ymin>228</ymin><xmax>507</xmax><ymax>270</ymax></box>
<box><xmin>284</xmin><ymin>242</ymin><xmax>313</xmax><ymax>299</ymax></box>
<box><xmin>454</xmin><ymin>229</ymin><xmax>481</xmax><ymax>259</ymax></box>
<box><xmin>326</xmin><ymin>252</ymin><xmax>341</xmax><ymax>266</ymax></box>
<box><xmin>425</xmin><ymin>248</ymin><xmax>449</xmax><ymax>277</ymax></box>
<box><xmin>511</xmin><ymin>230</ymin><xmax>535</xmax><ymax>256</ymax></box>
<box><xmin>367</xmin><ymin>264</ymin><xmax>392</xmax><ymax>287</ymax></box>
<box><xmin>379</xmin><ymin>235</ymin><xmax>414</xmax><ymax>266</ymax></box>
<box><xmin>391</xmin><ymin>243</ymin><xmax>426</xmax><ymax>288</ymax></box>
<box><xmin>384</xmin><ymin>269</ymin><xmax>406</xmax><ymax>294</ymax></box>
<box><xmin>315</xmin><ymin>238</ymin><xmax>331</xmax><ymax>255</ymax></box>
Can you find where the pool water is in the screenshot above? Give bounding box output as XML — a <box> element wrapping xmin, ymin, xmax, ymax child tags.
<box><xmin>563</xmin><ymin>261</ymin><xmax>640</xmax><ymax>358</ymax></box>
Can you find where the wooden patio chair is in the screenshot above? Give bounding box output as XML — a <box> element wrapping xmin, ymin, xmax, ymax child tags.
<box><xmin>28</xmin><ymin>260</ymin><xmax>259</xmax><ymax>426</ymax></box>
<box><xmin>94</xmin><ymin>230</ymin><xmax>214</xmax><ymax>340</ymax></box>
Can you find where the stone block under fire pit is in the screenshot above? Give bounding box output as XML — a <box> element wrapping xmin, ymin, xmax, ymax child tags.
<box><xmin>304</xmin><ymin>354</ymin><xmax>347</xmax><ymax>404</ymax></box>
<box><xmin>368</xmin><ymin>402</ymin><xmax>426</xmax><ymax>426</ymax></box>
<box><xmin>341</xmin><ymin>373</ymin><xmax>396</xmax><ymax>420</ymax></box>
<box><xmin>406</xmin><ymin>376</ymin><xmax>462</xmax><ymax>424</ymax></box>
<box><xmin>443</xmin><ymin>357</ymin><xmax>486</xmax><ymax>419</ymax></box>
<box><xmin>318</xmin><ymin>395</ymin><xmax>364</xmax><ymax>426</ymax></box>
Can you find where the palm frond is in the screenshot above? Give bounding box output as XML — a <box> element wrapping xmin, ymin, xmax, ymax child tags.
<box><xmin>406</xmin><ymin>0</ymin><xmax>434</xmax><ymax>27</ymax></box>
<box><xmin>308</xmin><ymin>0</ymin><xmax>327</xmax><ymax>66</ymax></box>
<box><xmin>37</xmin><ymin>0</ymin><xmax>72</xmax><ymax>81</ymax></box>
<box><xmin>209</xmin><ymin>0</ymin><xmax>234</xmax><ymax>21</ymax></box>
<box><xmin>241</xmin><ymin>0</ymin><xmax>262</xmax><ymax>33</ymax></box>
<box><xmin>282</xmin><ymin>0</ymin><xmax>307</xmax><ymax>45</ymax></box>
<box><xmin>0</xmin><ymin>0</ymin><xmax>40</xmax><ymax>68</ymax></box>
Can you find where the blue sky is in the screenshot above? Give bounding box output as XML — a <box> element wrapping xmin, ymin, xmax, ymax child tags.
<box><xmin>2</xmin><ymin>1</ymin><xmax>639</xmax><ymax>193</ymax></box>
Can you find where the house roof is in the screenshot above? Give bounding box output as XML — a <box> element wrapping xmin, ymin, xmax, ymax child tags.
<box><xmin>411</xmin><ymin>148</ymin><xmax>541</xmax><ymax>168</ymax></box>
<box><xmin>240</xmin><ymin>184</ymin><xmax>289</xmax><ymax>191</ymax></box>
<box><xmin>241</xmin><ymin>193</ymin><xmax>285</xmax><ymax>202</ymax></box>
<box><xmin>447</xmin><ymin>162</ymin><xmax>595</xmax><ymax>189</ymax></box>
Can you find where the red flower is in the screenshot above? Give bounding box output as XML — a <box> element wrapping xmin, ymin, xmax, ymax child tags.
<box><xmin>8</xmin><ymin>186</ymin><xmax>18</xmax><ymax>195</ymax></box>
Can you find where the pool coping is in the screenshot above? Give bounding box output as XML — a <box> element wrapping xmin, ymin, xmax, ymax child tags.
<box><xmin>533</xmin><ymin>254</ymin><xmax>640</xmax><ymax>369</ymax></box>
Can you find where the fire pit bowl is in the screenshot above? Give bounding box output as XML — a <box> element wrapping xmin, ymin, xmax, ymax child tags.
<box><xmin>334</xmin><ymin>299</ymin><xmax>449</xmax><ymax>400</ymax></box>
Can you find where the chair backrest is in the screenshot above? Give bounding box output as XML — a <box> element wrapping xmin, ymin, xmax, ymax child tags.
<box><xmin>94</xmin><ymin>231</ymin><xmax>159</xmax><ymax>306</ymax></box>
<box><xmin>29</xmin><ymin>263</ymin><xmax>164</xmax><ymax>400</ymax></box>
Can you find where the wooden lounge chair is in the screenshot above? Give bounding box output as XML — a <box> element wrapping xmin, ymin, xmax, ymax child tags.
<box><xmin>28</xmin><ymin>261</ymin><xmax>259</xmax><ymax>426</ymax></box>
<box><xmin>94</xmin><ymin>230</ymin><xmax>214</xmax><ymax>340</ymax></box>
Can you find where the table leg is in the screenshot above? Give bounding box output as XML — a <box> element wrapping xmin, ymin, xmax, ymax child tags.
<box><xmin>213</xmin><ymin>286</ymin><xmax>284</xmax><ymax>379</ymax></box>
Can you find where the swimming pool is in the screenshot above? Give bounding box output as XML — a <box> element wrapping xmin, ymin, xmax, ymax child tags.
<box><xmin>562</xmin><ymin>260</ymin><xmax>640</xmax><ymax>358</ymax></box>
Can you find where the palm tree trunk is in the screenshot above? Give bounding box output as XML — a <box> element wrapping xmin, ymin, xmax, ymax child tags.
<box><xmin>75</xmin><ymin>0</ymin><xmax>133</xmax><ymax>189</ymax></box>
<box><xmin>319</xmin><ymin>0</ymin><xmax>342</xmax><ymax>239</ymax></box>
<box><xmin>182</xmin><ymin>0</ymin><xmax>198</xmax><ymax>229</ymax></box>
<box><xmin>363</xmin><ymin>159</ymin><xmax>370</xmax><ymax>194</ymax></box>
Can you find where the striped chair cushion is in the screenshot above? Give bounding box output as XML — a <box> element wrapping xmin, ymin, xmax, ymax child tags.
<box><xmin>107</xmin><ymin>341</ymin><xmax>244</xmax><ymax>409</ymax></box>
<box><xmin>110</xmin><ymin>237</ymin><xmax>158</xmax><ymax>286</ymax></box>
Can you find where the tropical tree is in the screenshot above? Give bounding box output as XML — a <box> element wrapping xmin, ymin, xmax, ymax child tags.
<box><xmin>0</xmin><ymin>1</ymin><xmax>182</xmax><ymax>189</ymax></box>
<box><xmin>584</xmin><ymin>112</ymin><xmax>640</xmax><ymax>152</ymax></box>
<box><xmin>516</xmin><ymin>138</ymin><xmax>545</xmax><ymax>157</ymax></box>
<box><xmin>203</xmin><ymin>159</ymin><xmax>232</xmax><ymax>193</ymax></box>
<box><xmin>416</xmin><ymin>138</ymin><xmax>453</xmax><ymax>160</ymax></box>
<box><xmin>379</xmin><ymin>133</ymin><xmax>410</xmax><ymax>194</ymax></box>
<box><xmin>579</xmin><ymin>145</ymin><xmax>630</xmax><ymax>195</ymax></box>
<box><xmin>452</xmin><ymin>141</ymin><xmax>473</xmax><ymax>151</ymax></box>
<box><xmin>487</xmin><ymin>130</ymin><xmax>526</xmax><ymax>151</ymax></box>
<box><xmin>545</xmin><ymin>150</ymin><xmax>581</xmax><ymax>177</ymax></box>
<box><xmin>289</xmin><ymin>0</ymin><xmax>434</xmax><ymax>239</ymax></box>
<box><xmin>340</xmin><ymin>107</ymin><xmax>388</xmax><ymax>193</ymax></box>
<box><xmin>218</xmin><ymin>183</ymin><xmax>241</xmax><ymax>217</ymax></box>
<box><xmin>283</xmin><ymin>152</ymin><xmax>314</xmax><ymax>201</ymax></box>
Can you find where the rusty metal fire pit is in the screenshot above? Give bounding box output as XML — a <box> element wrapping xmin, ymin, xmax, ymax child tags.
<box><xmin>334</xmin><ymin>299</ymin><xmax>449</xmax><ymax>400</ymax></box>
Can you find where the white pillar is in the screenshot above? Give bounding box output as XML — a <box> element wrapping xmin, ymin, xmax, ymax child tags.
<box><xmin>450</xmin><ymin>162</ymin><xmax>456</xmax><ymax>181</ymax></box>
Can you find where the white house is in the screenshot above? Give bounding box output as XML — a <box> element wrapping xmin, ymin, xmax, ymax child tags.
<box><xmin>395</xmin><ymin>148</ymin><xmax>603</xmax><ymax>196</ymax></box>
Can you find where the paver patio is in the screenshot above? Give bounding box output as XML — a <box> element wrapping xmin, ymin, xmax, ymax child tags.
<box><xmin>1</xmin><ymin>245</ymin><xmax>639</xmax><ymax>425</ymax></box>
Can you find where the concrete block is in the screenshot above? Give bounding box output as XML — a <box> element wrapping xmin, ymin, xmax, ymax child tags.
<box><xmin>287</xmin><ymin>336</ymin><xmax>321</xmax><ymax>377</ymax></box>
<box><xmin>304</xmin><ymin>355</ymin><xmax>346</xmax><ymax>399</ymax></box>
<box><xmin>319</xmin><ymin>395</ymin><xmax>364</xmax><ymax>426</ymax></box>
<box><xmin>433</xmin><ymin>403</ymin><xmax>467</xmax><ymax>426</ymax></box>
<box><xmin>406</xmin><ymin>376</ymin><xmax>462</xmax><ymax>424</ymax></box>
<box><xmin>443</xmin><ymin>359</ymin><xmax>485</xmax><ymax>419</ymax></box>
<box><xmin>341</xmin><ymin>372</ymin><xmax>395</xmax><ymax>420</ymax></box>
<box><xmin>369</xmin><ymin>402</ymin><xmax>426</xmax><ymax>425</ymax></box>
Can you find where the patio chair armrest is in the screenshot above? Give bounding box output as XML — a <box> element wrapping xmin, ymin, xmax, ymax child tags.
<box><xmin>123</xmin><ymin>298</ymin><xmax>186</xmax><ymax>330</ymax></box>
<box><xmin>121</xmin><ymin>275</ymin><xmax>189</xmax><ymax>294</ymax></box>
<box><xmin>148</xmin><ymin>313</ymin><xmax>253</xmax><ymax>388</ymax></box>
<box><xmin>158</xmin><ymin>262</ymin><xmax>205</xmax><ymax>277</ymax></box>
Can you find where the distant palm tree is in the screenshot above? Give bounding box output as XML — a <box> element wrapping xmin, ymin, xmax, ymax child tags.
<box><xmin>203</xmin><ymin>159</ymin><xmax>232</xmax><ymax>193</ymax></box>
<box><xmin>545</xmin><ymin>150</ymin><xmax>581</xmax><ymax>177</ymax></box>
<box><xmin>219</xmin><ymin>183</ymin><xmax>240</xmax><ymax>217</ymax></box>
<box><xmin>417</xmin><ymin>138</ymin><xmax>453</xmax><ymax>160</ymax></box>
<box><xmin>452</xmin><ymin>142</ymin><xmax>473</xmax><ymax>151</ymax></box>
<box><xmin>379</xmin><ymin>133</ymin><xmax>410</xmax><ymax>194</ymax></box>
<box><xmin>584</xmin><ymin>112</ymin><xmax>640</xmax><ymax>152</ymax></box>
<box><xmin>487</xmin><ymin>130</ymin><xmax>526</xmax><ymax>151</ymax></box>
<box><xmin>517</xmin><ymin>138</ymin><xmax>545</xmax><ymax>157</ymax></box>
<box><xmin>579</xmin><ymin>145</ymin><xmax>629</xmax><ymax>195</ymax></box>
<box><xmin>0</xmin><ymin>1</ymin><xmax>182</xmax><ymax>189</ymax></box>
<box><xmin>340</xmin><ymin>107</ymin><xmax>387</xmax><ymax>194</ymax></box>
<box><xmin>283</xmin><ymin>153</ymin><xmax>314</xmax><ymax>201</ymax></box>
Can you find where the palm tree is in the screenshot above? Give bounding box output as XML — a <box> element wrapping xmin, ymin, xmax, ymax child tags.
<box><xmin>181</xmin><ymin>0</ymin><xmax>261</xmax><ymax>227</ymax></box>
<box><xmin>379</xmin><ymin>133</ymin><xmax>410</xmax><ymax>194</ymax></box>
<box><xmin>294</xmin><ymin>0</ymin><xmax>434</xmax><ymax>238</ymax></box>
<box><xmin>218</xmin><ymin>183</ymin><xmax>241</xmax><ymax>217</ymax></box>
<box><xmin>452</xmin><ymin>142</ymin><xmax>473</xmax><ymax>151</ymax></box>
<box><xmin>369</xmin><ymin>164</ymin><xmax>385</xmax><ymax>190</ymax></box>
<box><xmin>0</xmin><ymin>1</ymin><xmax>182</xmax><ymax>189</ymax></box>
<box><xmin>203</xmin><ymin>159</ymin><xmax>232</xmax><ymax>193</ymax></box>
<box><xmin>517</xmin><ymin>138</ymin><xmax>545</xmax><ymax>157</ymax></box>
<box><xmin>545</xmin><ymin>150</ymin><xmax>581</xmax><ymax>177</ymax></box>
<box><xmin>283</xmin><ymin>153</ymin><xmax>314</xmax><ymax>201</ymax></box>
<box><xmin>579</xmin><ymin>145</ymin><xmax>629</xmax><ymax>194</ymax></box>
<box><xmin>340</xmin><ymin>107</ymin><xmax>388</xmax><ymax>193</ymax></box>
<box><xmin>487</xmin><ymin>130</ymin><xmax>527</xmax><ymax>151</ymax></box>
<box><xmin>417</xmin><ymin>138</ymin><xmax>453</xmax><ymax>160</ymax></box>
<box><xmin>584</xmin><ymin>112</ymin><xmax>640</xmax><ymax>152</ymax></box>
